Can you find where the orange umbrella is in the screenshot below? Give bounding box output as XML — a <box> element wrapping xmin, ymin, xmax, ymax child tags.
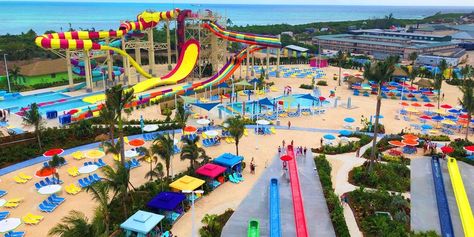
<box><xmin>402</xmin><ymin>134</ymin><xmax>418</xmax><ymax>141</ymax></box>
<box><xmin>388</xmin><ymin>140</ymin><xmax>405</xmax><ymax>147</ymax></box>
<box><xmin>400</xmin><ymin>102</ymin><xmax>409</xmax><ymax>106</ymax></box>
<box><xmin>183</xmin><ymin>126</ymin><xmax>197</xmax><ymax>134</ymax></box>
<box><xmin>411</xmin><ymin>103</ymin><xmax>421</xmax><ymax>107</ymax></box>
<box><xmin>129</xmin><ymin>139</ymin><xmax>145</xmax><ymax>147</ymax></box>
<box><xmin>402</xmin><ymin>139</ymin><xmax>419</xmax><ymax>146</ymax></box>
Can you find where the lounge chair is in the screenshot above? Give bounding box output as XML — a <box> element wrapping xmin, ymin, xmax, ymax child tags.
<box><xmin>3</xmin><ymin>202</ymin><xmax>19</xmax><ymax>208</ymax></box>
<box><xmin>233</xmin><ymin>173</ymin><xmax>244</xmax><ymax>182</ymax></box>
<box><xmin>67</xmin><ymin>167</ymin><xmax>79</xmax><ymax>177</ymax></box>
<box><xmin>38</xmin><ymin>203</ymin><xmax>55</xmax><ymax>212</ymax></box>
<box><xmin>18</xmin><ymin>172</ymin><xmax>32</xmax><ymax>180</ymax></box>
<box><xmin>87</xmin><ymin>176</ymin><xmax>96</xmax><ymax>184</ymax></box>
<box><xmin>0</xmin><ymin>190</ymin><xmax>7</xmax><ymax>197</ymax></box>
<box><xmin>22</xmin><ymin>215</ymin><xmax>41</xmax><ymax>225</ymax></box>
<box><xmin>78</xmin><ymin>179</ymin><xmax>90</xmax><ymax>188</ymax></box>
<box><xmin>13</xmin><ymin>176</ymin><xmax>27</xmax><ymax>184</ymax></box>
<box><xmin>44</xmin><ymin>177</ymin><xmax>54</xmax><ymax>185</ymax></box>
<box><xmin>97</xmin><ymin>158</ymin><xmax>107</xmax><ymax>167</ymax></box>
<box><xmin>0</xmin><ymin>211</ymin><xmax>10</xmax><ymax>220</ymax></box>
<box><xmin>4</xmin><ymin>231</ymin><xmax>25</xmax><ymax>237</ymax></box>
<box><xmin>228</xmin><ymin>175</ymin><xmax>239</xmax><ymax>184</ymax></box>
<box><xmin>92</xmin><ymin>174</ymin><xmax>102</xmax><ymax>182</ymax></box>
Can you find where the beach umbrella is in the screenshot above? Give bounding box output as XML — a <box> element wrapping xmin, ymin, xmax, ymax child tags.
<box><xmin>339</xmin><ymin>130</ymin><xmax>352</xmax><ymax>136</ymax></box>
<box><xmin>85</xmin><ymin>150</ymin><xmax>105</xmax><ymax>159</ymax></box>
<box><xmin>0</xmin><ymin>218</ymin><xmax>21</xmax><ymax>233</ymax></box>
<box><xmin>204</xmin><ymin>130</ymin><xmax>219</xmax><ymax>138</ymax></box>
<box><xmin>422</xmin><ymin>91</ymin><xmax>434</xmax><ymax>96</ymax></box>
<box><xmin>280</xmin><ymin>155</ymin><xmax>293</xmax><ymax>161</ymax></box>
<box><xmin>407</xmin><ymin>86</ymin><xmax>417</xmax><ymax>91</ymax></box>
<box><xmin>323</xmin><ymin>134</ymin><xmax>336</xmax><ymax>140</ymax></box>
<box><xmin>389</xmin><ymin>82</ymin><xmax>399</xmax><ymax>87</ymax></box>
<box><xmin>402</xmin><ymin>134</ymin><xmax>419</xmax><ymax>141</ymax></box>
<box><xmin>448</xmin><ymin>109</ymin><xmax>460</xmax><ymax>114</ymax></box>
<box><xmin>429</xmin><ymin>129</ymin><xmax>440</xmax><ymax>135</ymax></box>
<box><xmin>43</xmin><ymin>148</ymin><xmax>64</xmax><ymax>157</ymax></box>
<box><xmin>402</xmin><ymin>139</ymin><xmax>419</xmax><ymax>146</ymax></box>
<box><xmin>373</xmin><ymin>115</ymin><xmax>384</xmax><ymax>119</ymax></box>
<box><xmin>129</xmin><ymin>139</ymin><xmax>145</xmax><ymax>147</ymax></box>
<box><xmin>256</xmin><ymin>119</ymin><xmax>270</xmax><ymax>125</ymax></box>
<box><xmin>196</xmin><ymin>119</ymin><xmax>211</xmax><ymax>126</ymax></box>
<box><xmin>440</xmin><ymin>104</ymin><xmax>452</xmax><ymax>109</ymax></box>
<box><xmin>411</xmin><ymin>103</ymin><xmax>421</xmax><ymax>107</ymax></box>
<box><xmin>183</xmin><ymin>126</ymin><xmax>197</xmax><ymax>134</ymax></box>
<box><xmin>420</xmin><ymin>115</ymin><xmax>431</xmax><ymax>120</ymax></box>
<box><xmin>421</xmin><ymin>124</ymin><xmax>433</xmax><ymax>130</ymax></box>
<box><xmin>319</xmin><ymin>96</ymin><xmax>326</xmax><ymax>102</ymax></box>
<box><xmin>125</xmin><ymin>149</ymin><xmax>138</xmax><ymax>158</ymax></box>
<box><xmin>464</xmin><ymin>145</ymin><xmax>474</xmax><ymax>153</ymax></box>
<box><xmin>400</xmin><ymin>102</ymin><xmax>409</xmax><ymax>106</ymax></box>
<box><xmin>444</xmin><ymin>115</ymin><xmax>457</xmax><ymax>121</ymax></box>
<box><xmin>406</xmin><ymin>107</ymin><xmax>419</xmax><ymax>113</ymax></box>
<box><xmin>143</xmin><ymin>124</ymin><xmax>159</xmax><ymax>132</ymax></box>
<box><xmin>442</xmin><ymin>120</ymin><xmax>456</xmax><ymax>126</ymax></box>
<box><xmin>459</xmin><ymin>114</ymin><xmax>469</xmax><ymax>119</ymax></box>
<box><xmin>388</xmin><ymin>140</ymin><xmax>405</xmax><ymax>147</ymax></box>
<box><xmin>433</xmin><ymin>108</ymin><xmax>447</xmax><ymax>115</ymax></box>
<box><xmin>344</xmin><ymin>117</ymin><xmax>355</xmax><ymax>123</ymax></box>
<box><xmin>424</xmin><ymin>103</ymin><xmax>435</xmax><ymax>108</ymax></box>
<box><xmin>441</xmin><ymin>145</ymin><xmax>454</xmax><ymax>154</ymax></box>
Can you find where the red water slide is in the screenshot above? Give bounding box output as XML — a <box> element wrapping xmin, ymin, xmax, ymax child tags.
<box><xmin>287</xmin><ymin>145</ymin><xmax>309</xmax><ymax>237</ymax></box>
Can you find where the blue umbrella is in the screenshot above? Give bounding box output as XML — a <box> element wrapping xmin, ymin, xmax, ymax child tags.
<box><xmin>421</xmin><ymin>124</ymin><xmax>433</xmax><ymax>130</ymax></box>
<box><xmin>432</xmin><ymin>115</ymin><xmax>444</xmax><ymax>121</ymax></box>
<box><xmin>444</xmin><ymin>115</ymin><xmax>457</xmax><ymax>120</ymax></box>
<box><xmin>339</xmin><ymin>130</ymin><xmax>352</xmax><ymax>136</ymax></box>
<box><xmin>373</xmin><ymin>115</ymin><xmax>384</xmax><ymax>119</ymax></box>
<box><xmin>448</xmin><ymin>109</ymin><xmax>460</xmax><ymax>114</ymax></box>
<box><xmin>389</xmin><ymin>82</ymin><xmax>399</xmax><ymax>87</ymax></box>
<box><xmin>344</xmin><ymin>117</ymin><xmax>355</xmax><ymax>123</ymax></box>
<box><xmin>323</xmin><ymin>134</ymin><xmax>336</xmax><ymax>140</ymax></box>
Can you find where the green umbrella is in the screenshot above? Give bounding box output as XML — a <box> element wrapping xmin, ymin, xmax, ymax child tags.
<box><xmin>235</xmin><ymin>80</ymin><xmax>252</xmax><ymax>87</ymax></box>
<box><xmin>180</xmin><ymin>95</ymin><xmax>197</xmax><ymax>104</ymax></box>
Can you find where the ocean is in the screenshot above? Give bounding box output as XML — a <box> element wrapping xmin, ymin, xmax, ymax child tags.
<box><xmin>1</xmin><ymin>1</ymin><xmax>474</xmax><ymax>35</ymax></box>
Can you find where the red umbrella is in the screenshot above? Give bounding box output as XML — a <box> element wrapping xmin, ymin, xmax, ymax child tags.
<box><xmin>402</xmin><ymin>134</ymin><xmax>419</xmax><ymax>141</ymax></box>
<box><xmin>411</xmin><ymin>103</ymin><xmax>422</xmax><ymax>107</ymax></box>
<box><xmin>459</xmin><ymin>114</ymin><xmax>469</xmax><ymax>119</ymax></box>
<box><xmin>129</xmin><ymin>139</ymin><xmax>145</xmax><ymax>147</ymax></box>
<box><xmin>423</xmin><ymin>91</ymin><xmax>434</xmax><ymax>96</ymax></box>
<box><xmin>280</xmin><ymin>155</ymin><xmax>293</xmax><ymax>161</ymax></box>
<box><xmin>400</xmin><ymin>102</ymin><xmax>409</xmax><ymax>106</ymax></box>
<box><xmin>388</xmin><ymin>140</ymin><xmax>405</xmax><ymax>147</ymax></box>
<box><xmin>407</xmin><ymin>86</ymin><xmax>417</xmax><ymax>91</ymax></box>
<box><xmin>424</xmin><ymin>103</ymin><xmax>435</xmax><ymax>108</ymax></box>
<box><xmin>420</xmin><ymin>115</ymin><xmax>431</xmax><ymax>120</ymax></box>
<box><xmin>440</xmin><ymin>104</ymin><xmax>452</xmax><ymax>109</ymax></box>
<box><xmin>441</xmin><ymin>145</ymin><xmax>454</xmax><ymax>154</ymax></box>
<box><xmin>43</xmin><ymin>148</ymin><xmax>64</xmax><ymax>157</ymax></box>
<box><xmin>464</xmin><ymin>145</ymin><xmax>474</xmax><ymax>152</ymax></box>
<box><xmin>319</xmin><ymin>96</ymin><xmax>326</xmax><ymax>101</ymax></box>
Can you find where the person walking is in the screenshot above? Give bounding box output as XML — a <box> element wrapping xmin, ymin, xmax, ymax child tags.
<box><xmin>356</xmin><ymin>147</ymin><xmax>360</xmax><ymax>157</ymax></box>
<box><xmin>304</xmin><ymin>147</ymin><xmax>307</xmax><ymax>156</ymax></box>
<box><xmin>250</xmin><ymin>158</ymin><xmax>256</xmax><ymax>174</ymax></box>
<box><xmin>288</xmin><ymin>121</ymin><xmax>291</xmax><ymax>129</ymax></box>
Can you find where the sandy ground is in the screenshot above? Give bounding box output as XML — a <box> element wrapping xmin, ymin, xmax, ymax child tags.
<box><xmin>1</xmin><ymin>64</ymin><xmax>474</xmax><ymax>236</ymax></box>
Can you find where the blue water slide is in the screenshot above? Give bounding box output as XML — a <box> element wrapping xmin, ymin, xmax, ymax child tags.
<box><xmin>269</xmin><ymin>178</ymin><xmax>281</xmax><ymax>237</ymax></box>
<box><xmin>431</xmin><ymin>156</ymin><xmax>455</xmax><ymax>237</ymax></box>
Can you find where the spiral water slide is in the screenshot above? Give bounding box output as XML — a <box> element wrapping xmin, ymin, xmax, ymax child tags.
<box><xmin>34</xmin><ymin>9</ymin><xmax>199</xmax><ymax>103</ymax></box>
<box><xmin>203</xmin><ymin>22</ymin><xmax>281</xmax><ymax>48</ymax></box>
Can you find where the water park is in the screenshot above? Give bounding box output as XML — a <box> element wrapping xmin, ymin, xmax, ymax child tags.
<box><xmin>0</xmin><ymin>5</ymin><xmax>474</xmax><ymax>237</ymax></box>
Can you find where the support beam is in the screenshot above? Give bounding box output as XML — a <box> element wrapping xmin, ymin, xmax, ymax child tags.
<box><xmin>65</xmin><ymin>50</ymin><xmax>74</xmax><ymax>86</ymax></box>
<box><xmin>147</xmin><ymin>28</ymin><xmax>155</xmax><ymax>76</ymax></box>
<box><xmin>266</xmin><ymin>47</ymin><xmax>270</xmax><ymax>79</ymax></box>
<box><xmin>245</xmin><ymin>45</ymin><xmax>250</xmax><ymax>80</ymax></box>
<box><xmin>84</xmin><ymin>50</ymin><xmax>92</xmax><ymax>92</ymax></box>
<box><xmin>121</xmin><ymin>35</ymin><xmax>128</xmax><ymax>85</ymax></box>
<box><xmin>251</xmin><ymin>53</ymin><xmax>255</xmax><ymax>77</ymax></box>
<box><xmin>166</xmin><ymin>20</ymin><xmax>172</xmax><ymax>71</ymax></box>
<box><xmin>276</xmin><ymin>46</ymin><xmax>281</xmax><ymax>78</ymax></box>
<box><xmin>106</xmin><ymin>39</ymin><xmax>113</xmax><ymax>88</ymax></box>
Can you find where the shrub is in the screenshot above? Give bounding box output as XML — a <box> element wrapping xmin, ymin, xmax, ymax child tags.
<box><xmin>349</xmin><ymin>161</ymin><xmax>410</xmax><ymax>192</ymax></box>
<box><xmin>299</xmin><ymin>84</ymin><xmax>314</xmax><ymax>90</ymax></box>
<box><xmin>317</xmin><ymin>80</ymin><xmax>328</xmax><ymax>86</ymax></box>
<box><xmin>313</xmin><ymin>133</ymin><xmax>372</xmax><ymax>155</ymax></box>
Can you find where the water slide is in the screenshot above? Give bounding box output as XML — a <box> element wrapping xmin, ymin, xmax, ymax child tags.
<box><xmin>431</xmin><ymin>156</ymin><xmax>454</xmax><ymax>237</ymax></box>
<box><xmin>247</xmin><ymin>219</ymin><xmax>260</xmax><ymax>237</ymax></box>
<box><xmin>269</xmin><ymin>178</ymin><xmax>282</xmax><ymax>237</ymax></box>
<box><xmin>286</xmin><ymin>145</ymin><xmax>309</xmax><ymax>237</ymax></box>
<box><xmin>446</xmin><ymin>157</ymin><xmax>474</xmax><ymax>237</ymax></box>
<box><xmin>203</xmin><ymin>22</ymin><xmax>281</xmax><ymax>48</ymax></box>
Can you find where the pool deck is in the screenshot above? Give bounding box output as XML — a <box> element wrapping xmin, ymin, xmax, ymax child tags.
<box><xmin>222</xmin><ymin>150</ymin><xmax>335</xmax><ymax>237</ymax></box>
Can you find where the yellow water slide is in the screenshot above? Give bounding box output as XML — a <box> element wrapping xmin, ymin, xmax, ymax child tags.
<box><xmin>446</xmin><ymin>156</ymin><xmax>474</xmax><ymax>237</ymax></box>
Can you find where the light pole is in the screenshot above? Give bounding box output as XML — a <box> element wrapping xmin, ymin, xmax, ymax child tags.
<box><xmin>3</xmin><ymin>54</ymin><xmax>11</xmax><ymax>92</ymax></box>
<box><xmin>182</xmin><ymin>189</ymin><xmax>204</xmax><ymax>237</ymax></box>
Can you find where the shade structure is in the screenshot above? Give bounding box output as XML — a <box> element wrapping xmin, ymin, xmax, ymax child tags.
<box><xmin>339</xmin><ymin>130</ymin><xmax>352</xmax><ymax>136</ymax></box>
<box><xmin>217</xmin><ymin>82</ymin><xmax>229</xmax><ymax>88</ymax></box>
<box><xmin>249</xmin><ymin>78</ymin><xmax>260</xmax><ymax>84</ymax></box>
<box><xmin>400</xmin><ymin>102</ymin><xmax>409</xmax><ymax>106</ymax></box>
<box><xmin>299</xmin><ymin>94</ymin><xmax>319</xmax><ymax>102</ymax></box>
<box><xmin>43</xmin><ymin>148</ymin><xmax>64</xmax><ymax>157</ymax></box>
<box><xmin>180</xmin><ymin>95</ymin><xmax>197</xmax><ymax>104</ymax></box>
<box><xmin>129</xmin><ymin>139</ymin><xmax>145</xmax><ymax>147</ymax></box>
<box><xmin>388</xmin><ymin>140</ymin><xmax>405</xmax><ymax>147</ymax></box>
<box><xmin>258</xmin><ymin>98</ymin><xmax>275</xmax><ymax>107</ymax></box>
<box><xmin>442</xmin><ymin>120</ymin><xmax>456</xmax><ymax>125</ymax></box>
<box><xmin>85</xmin><ymin>150</ymin><xmax>105</xmax><ymax>159</ymax></box>
<box><xmin>183</xmin><ymin>126</ymin><xmax>197</xmax><ymax>134</ymax></box>
<box><xmin>281</xmin><ymin>95</ymin><xmax>296</xmax><ymax>104</ymax></box>
<box><xmin>440</xmin><ymin>104</ymin><xmax>452</xmax><ymax>109</ymax></box>
<box><xmin>120</xmin><ymin>210</ymin><xmax>165</xmax><ymax>235</ymax></box>
<box><xmin>235</xmin><ymin>80</ymin><xmax>252</xmax><ymax>87</ymax></box>
<box><xmin>0</xmin><ymin>218</ymin><xmax>21</xmax><ymax>232</ymax></box>
<box><xmin>402</xmin><ymin>134</ymin><xmax>418</xmax><ymax>140</ymax></box>
<box><xmin>424</xmin><ymin>103</ymin><xmax>435</xmax><ymax>108</ymax></box>
<box><xmin>464</xmin><ymin>145</ymin><xmax>474</xmax><ymax>152</ymax></box>
<box><xmin>280</xmin><ymin>155</ymin><xmax>293</xmax><ymax>161</ymax></box>
<box><xmin>204</xmin><ymin>130</ymin><xmax>219</xmax><ymax>138</ymax></box>
<box><xmin>406</xmin><ymin>107</ymin><xmax>419</xmax><ymax>113</ymax></box>
<box><xmin>402</xmin><ymin>139</ymin><xmax>419</xmax><ymax>146</ymax></box>
<box><xmin>432</xmin><ymin>115</ymin><xmax>444</xmax><ymax>121</ymax></box>
<box><xmin>256</xmin><ymin>119</ymin><xmax>270</xmax><ymax>125</ymax></box>
<box><xmin>420</xmin><ymin>115</ymin><xmax>431</xmax><ymax>120</ymax></box>
<box><xmin>195</xmin><ymin>163</ymin><xmax>227</xmax><ymax>179</ymax></box>
<box><xmin>411</xmin><ymin>103</ymin><xmax>422</xmax><ymax>107</ymax></box>
<box><xmin>421</xmin><ymin>124</ymin><xmax>433</xmax><ymax>130</ymax></box>
<box><xmin>169</xmin><ymin>175</ymin><xmax>205</xmax><ymax>191</ymax></box>
<box><xmin>125</xmin><ymin>150</ymin><xmax>138</xmax><ymax>158</ymax></box>
<box><xmin>196</xmin><ymin>119</ymin><xmax>211</xmax><ymax>125</ymax></box>
<box><xmin>323</xmin><ymin>134</ymin><xmax>336</xmax><ymax>140</ymax></box>
<box><xmin>441</xmin><ymin>146</ymin><xmax>454</xmax><ymax>154</ymax></box>
<box><xmin>344</xmin><ymin>117</ymin><xmax>355</xmax><ymax>123</ymax></box>
<box><xmin>143</xmin><ymin>125</ymin><xmax>158</xmax><ymax>132</ymax></box>
<box><xmin>213</xmin><ymin>153</ymin><xmax>244</xmax><ymax>169</ymax></box>
<box><xmin>191</xmin><ymin>102</ymin><xmax>220</xmax><ymax>111</ymax></box>
<box><xmin>147</xmin><ymin>192</ymin><xmax>186</xmax><ymax>211</ymax></box>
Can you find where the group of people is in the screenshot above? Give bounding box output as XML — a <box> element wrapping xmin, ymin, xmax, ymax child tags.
<box><xmin>295</xmin><ymin>146</ymin><xmax>308</xmax><ymax>157</ymax></box>
<box><xmin>0</xmin><ymin>109</ymin><xmax>10</xmax><ymax>122</ymax></box>
<box><xmin>423</xmin><ymin>139</ymin><xmax>438</xmax><ymax>156</ymax></box>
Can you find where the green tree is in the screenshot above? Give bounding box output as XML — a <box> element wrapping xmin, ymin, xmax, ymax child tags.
<box><xmin>224</xmin><ymin>116</ymin><xmax>245</xmax><ymax>156</ymax></box>
<box><xmin>401</xmin><ymin>65</ymin><xmax>419</xmax><ymax>86</ymax></box>
<box><xmin>199</xmin><ymin>214</ymin><xmax>221</xmax><ymax>237</ymax></box>
<box><xmin>335</xmin><ymin>51</ymin><xmax>347</xmax><ymax>86</ymax></box>
<box><xmin>460</xmin><ymin>64</ymin><xmax>473</xmax><ymax>80</ymax></box>
<box><xmin>101</xmin><ymin>160</ymin><xmax>133</xmax><ymax>218</ymax></box>
<box><xmin>180</xmin><ymin>136</ymin><xmax>209</xmax><ymax>171</ymax></box>
<box><xmin>458</xmin><ymin>79</ymin><xmax>474</xmax><ymax>141</ymax></box>
<box><xmin>48</xmin><ymin>210</ymin><xmax>101</xmax><ymax>237</ymax></box>
<box><xmin>174</xmin><ymin>101</ymin><xmax>189</xmax><ymax>129</ymax></box>
<box><xmin>98</xmin><ymin>100</ymin><xmax>116</xmax><ymax>146</ymax></box>
<box><xmin>363</xmin><ymin>56</ymin><xmax>397</xmax><ymax>171</ymax></box>
<box><xmin>22</xmin><ymin>103</ymin><xmax>44</xmax><ymax>151</ymax></box>
<box><xmin>153</xmin><ymin>133</ymin><xmax>175</xmax><ymax>178</ymax></box>
<box><xmin>137</xmin><ymin>146</ymin><xmax>160</xmax><ymax>181</ymax></box>
<box><xmin>434</xmin><ymin>59</ymin><xmax>448</xmax><ymax>109</ymax></box>
<box><xmin>8</xmin><ymin>65</ymin><xmax>24</xmax><ymax>85</ymax></box>
<box><xmin>86</xmin><ymin>182</ymin><xmax>112</xmax><ymax>236</ymax></box>
<box><xmin>408</xmin><ymin>52</ymin><xmax>418</xmax><ymax>65</ymax></box>
<box><xmin>48</xmin><ymin>154</ymin><xmax>65</xmax><ymax>181</ymax></box>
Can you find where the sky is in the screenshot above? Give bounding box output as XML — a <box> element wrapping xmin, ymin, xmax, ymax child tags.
<box><xmin>4</xmin><ymin>0</ymin><xmax>474</xmax><ymax>6</ymax></box>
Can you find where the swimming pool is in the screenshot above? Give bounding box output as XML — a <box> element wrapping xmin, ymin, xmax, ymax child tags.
<box><xmin>38</xmin><ymin>99</ymin><xmax>90</xmax><ymax>115</ymax></box>
<box><xmin>0</xmin><ymin>92</ymin><xmax>70</xmax><ymax>112</ymax></box>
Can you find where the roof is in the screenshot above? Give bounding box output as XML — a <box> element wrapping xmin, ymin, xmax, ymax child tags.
<box><xmin>19</xmin><ymin>58</ymin><xmax>67</xmax><ymax>77</ymax></box>
<box><xmin>351</xmin><ymin>29</ymin><xmax>449</xmax><ymax>39</ymax></box>
<box><xmin>147</xmin><ymin>192</ymin><xmax>186</xmax><ymax>211</ymax></box>
<box><xmin>212</xmin><ymin>153</ymin><xmax>244</xmax><ymax>168</ymax></box>
<box><xmin>451</xmin><ymin>31</ymin><xmax>474</xmax><ymax>40</ymax></box>
<box><xmin>315</xmin><ymin>34</ymin><xmax>406</xmax><ymax>48</ymax></box>
<box><xmin>169</xmin><ymin>175</ymin><xmax>205</xmax><ymax>191</ymax></box>
<box><xmin>285</xmin><ymin>45</ymin><xmax>309</xmax><ymax>52</ymax></box>
<box><xmin>120</xmin><ymin>210</ymin><xmax>164</xmax><ymax>234</ymax></box>
<box><xmin>195</xmin><ymin>163</ymin><xmax>227</xmax><ymax>179</ymax></box>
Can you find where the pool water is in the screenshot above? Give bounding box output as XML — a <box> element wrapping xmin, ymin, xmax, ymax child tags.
<box><xmin>0</xmin><ymin>92</ymin><xmax>70</xmax><ymax>112</ymax></box>
<box><xmin>38</xmin><ymin>99</ymin><xmax>90</xmax><ymax>115</ymax></box>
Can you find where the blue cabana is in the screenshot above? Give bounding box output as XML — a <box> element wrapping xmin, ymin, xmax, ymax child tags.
<box><xmin>192</xmin><ymin>102</ymin><xmax>220</xmax><ymax>111</ymax></box>
<box><xmin>300</xmin><ymin>93</ymin><xmax>318</xmax><ymax>102</ymax></box>
<box><xmin>258</xmin><ymin>98</ymin><xmax>274</xmax><ymax>107</ymax></box>
<box><xmin>120</xmin><ymin>210</ymin><xmax>165</xmax><ymax>237</ymax></box>
<box><xmin>217</xmin><ymin>83</ymin><xmax>229</xmax><ymax>88</ymax></box>
<box><xmin>147</xmin><ymin>192</ymin><xmax>186</xmax><ymax>223</ymax></box>
<box><xmin>213</xmin><ymin>153</ymin><xmax>244</xmax><ymax>173</ymax></box>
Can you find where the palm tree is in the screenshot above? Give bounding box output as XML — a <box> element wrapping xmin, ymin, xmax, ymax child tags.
<box><xmin>408</xmin><ymin>52</ymin><xmax>418</xmax><ymax>66</ymax></box>
<box><xmin>225</xmin><ymin>116</ymin><xmax>245</xmax><ymax>156</ymax></box>
<box><xmin>460</xmin><ymin>65</ymin><xmax>473</xmax><ymax>81</ymax></box>
<box><xmin>137</xmin><ymin>147</ymin><xmax>158</xmax><ymax>181</ymax></box>
<box><xmin>434</xmin><ymin>59</ymin><xmax>448</xmax><ymax>109</ymax></box>
<box><xmin>459</xmin><ymin>79</ymin><xmax>474</xmax><ymax>140</ymax></box>
<box><xmin>22</xmin><ymin>103</ymin><xmax>44</xmax><ymax>151</ymax></box>
<box><xmin>401</xmin><ymin>65</ymin><xmax>419</xmax><ymax>86</ymax></box>
<box><xmin>199</xmin><ymin>214</ymin><xmax>222</xmax><ymax>237</ymax></box>
<box><xmin>180</xmin><ymin>136</ymin><xmax>209</xmax><ymax>171</ymax></box>
<box><xmin>86</xmin><ymin>182</ymin><xmax>112</xmax><ymax>235</ymax></box>
<box><xmin>8</xmin><ymin>65</ymin><xmax>23</xmax><ymax>85</ymax></box>
<box><xmin>335</xmin><ymin>51</ymin><xmax>346</xmax><ymax>86</ymax></box>
<box><xmin>98</xmin><ymin>101</ymin><xmax>116</xmax><ymax>146</ymax></box>
<box><xmin>48</xmin><ymin>154</ymin><xmax>66</xmax><ymax>181</ymax></box>
<box><xmin>105</xmin><ymin>85</ymin><xmax>134</xmax><ymax>165</ymax></box>
<box><xmin>48</xmin><ymin>210</ymin><xmax>100</xmax><ymax>237</ymax></box>
<box><xmin>101</xmin><ymin>160</ymin><xmax>133</xmax><ymax>218</ymax></box>
<box><xmin>363</xmin><ymin>56</ymin><xmax>397</xmax><ymax>171</ymax></box>
<box><xmin>174</xmin><ymin>101</ymin><xmax>189</xmax><ymax>129</ymax></box>
<box><xmin>152</xmin><ymin>133</ymin><xmax>175</xmax><ymax>178</ymax></box>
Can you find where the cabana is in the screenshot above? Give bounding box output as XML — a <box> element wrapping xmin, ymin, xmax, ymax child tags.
<box><xmin>169</xmin><ymin>175</ymin><xmax>205</xmax><ymax>202</ymax></box>
<box><xmin>120</xmin><ymin>210</ymin><xmax>165</xmax><ymax>237</ymax></box>
<box><xmin>195</xmin><ymin>163</ymin><xmax>227</xmax><ymax>189</ymax></box>
<box><xmin>147</xmin><ymin>192</ymin><xmax>186</xmax><ymax>223</ymax></box>
<box><xmin>212</xmin><ymin>153</ymin><xmax>244</xmax><ymax>173</ymax></box>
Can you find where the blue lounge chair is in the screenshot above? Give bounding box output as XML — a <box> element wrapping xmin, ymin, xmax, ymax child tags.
<box><xmin>47</xmin><ymin>196</ymin><xmax>62</xmax><ymax>205</ymax></box>
<box><xmin>78</xmin><ymin>179</ymin><xmax>90</xmax><ymax>188</ymax></box>
<box><xmin>132</xmin><ymin>158</ymin><xmax>140</xmax><ymax>167</ymax></box>
<box><xmin>39</xmin><ymin>180</ymin><xmax>48</xmax><ymax>187</ymax></box>
<box><xmin>0</xmin><ymin>211</ymin><xmax>9</xmax><ymax>220</ymax></box>
<box><xmin>92</xmin><ymin>174</ymin><xmax>102</xmax><ymax>182</ymax></box>
<box><xmin>4</xmin><ymin>231</ymin><xmax>25</xmax><ymax>237</ymax></box>
<box><xmin>49</xmin><ymin>195</ymin><xmax>65</xmax><ymax>204</ymax></box>
<box><xmin>35</xmin><ymin>183</ymin><xmax>42</xmax><ymax>190</ymax></box>
<box><xmin>41</xmin><ymin>200</ymin><xmax>56</xmax><ymax>209</ymax></box>
<box><xmin>39</xmin><ymin>203</ymin><xmax>55</xmax><ymax>212</ymax></box>
<box><xmin>52</xmin><ymin>177</ymin><xmax>62</xmax><ymax>184</ymax></box>
<box><xmin>0</xmin><ymin>190</ymin><xmax>7</xmax><ymax>197</ymax></box>
<box><xmin>43</xmin><ymin>162</ymin><xmax>49</xmax><ymax>168</ymax></box>
<box><xmin>44</xmin><ymin>177</ymin><xmax>54</xmax><ymax>185</ymax></box>
<box><xmin>88</xmin><ymin>176</ymin><xmax>96</xmax><ymax>184</ymax></box>
<box><xmin>97</xmin><ymin>159</ymin><xmax>106</xmax><ymax>167</ymax></box>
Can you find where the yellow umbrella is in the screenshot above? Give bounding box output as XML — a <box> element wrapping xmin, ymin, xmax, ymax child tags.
<box><xmin>406</xmin><ymin>107</ymin><xmax>419</xmax><ymax>113</ymax></box>
<box><xmin>442</xmin><ymin>120</ymin><xmax>456</xmax><ymax>125</ymax></box>
<box><xmin>85</xmin><ymin>150</ymin><xmax>105</xmax><ymax>159</ymax></box>
<box><xmin>434</xmin><ymin>109</ymin><xmax>447</xmax><ymax>115</ymax></box>
<box><xmin>429</xmin><ymin>129</ymin><xmax>440</xmax><ymax>135</ymax></box>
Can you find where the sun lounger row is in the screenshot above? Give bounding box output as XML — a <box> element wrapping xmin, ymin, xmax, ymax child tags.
<box><xmin>3</xmin><ymin>198</ymin><xmax>23</xmax><ymax>208</ymax></box>
<box><xmin>181</xmin><ymin>134</ymin><xmax>197</xmax><ymax>141</ymax></box>
<box><xmin>38</xmin><ymin>194</ymin><xmax>65</xmax><ymax>212</ymax></box>
<box><xmin>203</xmin><ymin>138</ymin><xmax>220</xmax><ymax>147</ymax></box>
<box><xmin>143</xmin><ymin>133</ymin><xmax>158</xmax><ymax>141</ymax></box>
<box><xmin>22</xmin><ymin>213</ymin><xmax>43</xmax><ymax>225</ymax></box>
<box><xmin>173</xmin><ymin>145</ymin><xmax>181</xmax><ymax>154</ymax></box>
<box><xmin>43</xmin><ymin>159</ymin><xmax>67</xmax><ymax>168</ymax></box>
<box><xmin>13</xmin><ymin>172</ymin><xmax>32</xmax><ymax>184</ymax></box>
<box><xmin>78</xmin><ymin>174</ymin><xmax>102</xmax><ymax>188</ymax></box>
<box><xmin>65</xmin><ymin>184</ymin><xmax>82</xmax><ymax>195</ymax></box>
<box><xmin>34</xmin><ymin>177</ymin><xmax>63</xmax><ymax>190</ymax></box>
<box><xmin>125</xmin><ymin>158</ymin><xmax>141</xmax><ymax>170</ymax></box>
<box><xmin>228</xmin><ymin>173</ymin><xmax>244</xmax><ymax>184</ymax></box>
<box><xmin>221</xmin><ymin>130</ymin><xmax>231</xmax><ymax>137</ymax></box>
<box><xmin>4</xmin><ymin>231</ymin><xmax>25</xmax><ymax>237</ymax></box>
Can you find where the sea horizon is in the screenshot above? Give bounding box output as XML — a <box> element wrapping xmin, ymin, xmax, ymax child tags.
<box><xmin>1</xmin><ymin>1</ymin><xmax>474</xmax><ymax>35</ymax></box>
